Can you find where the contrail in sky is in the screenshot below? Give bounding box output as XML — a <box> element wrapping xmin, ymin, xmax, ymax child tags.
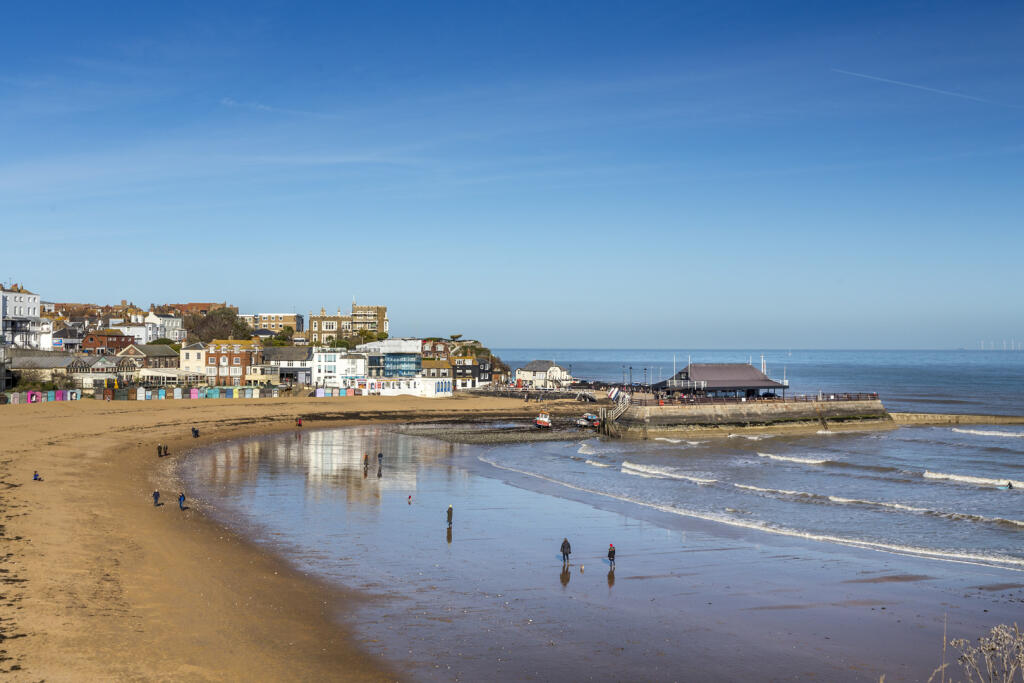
<box><xmin>832</xmin><ymin>69</ymin><xmax>1021</xmax><ymax>108</ymax></box>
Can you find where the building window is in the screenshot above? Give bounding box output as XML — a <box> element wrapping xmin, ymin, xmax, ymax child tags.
<box><xmin>233</xmin><ymin>357</ymin><xmax>241</xmax><ymax>365</ymax></box>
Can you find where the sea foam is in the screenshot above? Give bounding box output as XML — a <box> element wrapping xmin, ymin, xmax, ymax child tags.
<box><xmin>923</xmin><ymin>471</ymin><xmax>1022</xmax><ymax>488</ymax></box>
<box><xmin>952</xmin><ymin>428</ymin><xmax>1024</xmax><ymax>439</ymax></box>
<box><xmin>621</xmin><ymin>462</ymin><xmax>716</xmax><ymax>485</ymax></box>
<box><xmin>475</xmin><ymin>456</ymin><xmax>1024</xmax><ymax>570</ymax></box>
<box><xmin>756</xmin><ymin>452</ymin><xmax>827</xmax><ymax>465</ymax></box>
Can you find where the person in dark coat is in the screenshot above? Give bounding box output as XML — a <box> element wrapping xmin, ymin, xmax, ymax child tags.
<box><xmin>561</xmin><ymin>538</ymin><xmax>572</xmax><ymax>564</ymax></box>
<box><xmin>447</xmin><ymin>505</ymin><xmax>453</xmax><ymax>528</ymax></box>
<box><xmin>153</xmin><ymin>491</ymin><xmax>160</xmax><ymax>506</ymax></box>
<box><xmin>178</xmin><ymin>492</ymin><xmax>186</xmax><ymax>510</ymax></box>
<box><xmin>608</xmin><ymin>543</ymin><xmax>616</xmax><ymax>567</ymax></box>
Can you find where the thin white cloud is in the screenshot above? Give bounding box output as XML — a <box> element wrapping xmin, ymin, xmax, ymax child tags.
<box><xmin>220</xmin><ymin>97</ymin><xmax>343</xmax><ymax>119</ymax></box>
<box><xmin>832</xmin><ymin>69</ymin><xmax>1022</xmax><ymax>109</ymax></box>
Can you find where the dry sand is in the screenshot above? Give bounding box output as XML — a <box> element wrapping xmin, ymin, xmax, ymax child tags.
<box><xmin>0</xmin><ymin>395</ymin><xmax>576</xmax><ymax>681</ymax></box>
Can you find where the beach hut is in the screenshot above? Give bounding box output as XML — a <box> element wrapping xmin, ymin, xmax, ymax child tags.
<box><xmin>136</xmin><ymin>387</ymin><xmax>146</xmax><ymax>400</ymax></box>
<box><xmin>69</xmin><ymin>390</ymin><xmax>80</xmax><ymax>400</ymax></box>
<box><xmin>315</xmin><ymin>388</ymin><xmax>325</xmax><ymax>398</ymax></box>
<box><xmin>9</xmin><ymin>393</ymin><xmax>18</xmax><ymax>405</ymax></box>
<box><xmin>190</xmin><ymin>388</ymin><xmax>199</xmax><ymax>400</ymax></box>
<box><xmin>55</xmin><ymin>390</ymin><xmax>65</xmax><ymax>401</ymax></box>
<box><xmin>27</xmin><ymin>391</ymin><xmax>41</xmax><ymax>403</ymax></box>
<box><xmin>173</xmin><ymin>388</ymin><xmax>182</xmax><ymax>399</ymax></box>
<box><xmin>252</xmin><ymin>387</ymin><xmax>261</xmax><ymax>399</ymax></box>
<box><xmin>157</xmin><ymin>388</ymin><xmax>166</xmax><ymax>400</ymax></box>
<box><xmin>272</xmin><ymin>388</ymin><xmax>279</xmax><ymax>398</ymax></box>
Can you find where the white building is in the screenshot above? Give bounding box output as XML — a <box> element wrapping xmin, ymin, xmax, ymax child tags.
<box><xmin>514</xmin><ymin>360</ymin><xmax>574</xmax><ymax>389</ymax></box>
<box><xmin>0</xmin><ymin>284</ymin><xmax>42</xmax><ymax>348</ymax></box>
<box><xmin>310</xmin><ymin>350</ymin><xmax>368</xmax><ymax>388</ymax></box>
<box><xmin>367</xmin><ymin>377</ymin><xmax>452</xmax><ymax>398</ymax></box>
<box><xmin>355</xmin><ymin>337</ymin><xmax>422</xmax><ymax>355</ymax></box>
<box><xmin>145</xmin><ymin>311</ymin><xmax>186</xmax><ymax>342</ymax></box>
<box><xmin>116</xmin><ymin>322</ymin><xmax>160</xmax><ymax>345</ymax></box>
<box><xmin>179</xmin><ymin>342</ymin><xmax>206</xmax><ymax>374</ymax></box>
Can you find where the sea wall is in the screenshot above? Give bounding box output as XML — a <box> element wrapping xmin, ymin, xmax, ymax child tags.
<box><xmin>890</xmin><ymin>412</ymin><xmax>1024</xmax><ymax>426</ymax></box>
<box><xmin>612</xmin><ymin>399</ymin><xmax>889</xmax><ymax>436</ymax></box>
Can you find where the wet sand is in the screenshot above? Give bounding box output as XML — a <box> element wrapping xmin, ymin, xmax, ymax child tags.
<box><xmin>186</xmin><ymin>426</ymin><xmax>1024</xmax><ymax>682</ymax></box>
<box><xmin>0</xmin><ymin>395</ymin><xmax>576</xmax><ymax>679</ymax></box>
<box><xmin>3</xmin><ymin>396</ymin><xmax>1022</xmax><ymax>680</ymax></box>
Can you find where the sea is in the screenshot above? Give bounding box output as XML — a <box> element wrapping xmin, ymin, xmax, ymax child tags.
<box><xmin>182</xmin><ymin>349</ymin><xmax>1024</xmax><ymax>679</ymax></box>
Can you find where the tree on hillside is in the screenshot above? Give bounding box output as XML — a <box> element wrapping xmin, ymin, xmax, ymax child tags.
<box><xmin>450</xmin><ymin>334</ymin><xmax>462</xmax><ymax>341</ymax></box>
<box><xmin>274</xmin><ymin>326</ymin><xmax>294</xmax><ymax>343</ymax></box>
<box><xmin>185</xmin><ymin>308</ymin><xmax>253</xmax><ymax>343</ymax></box>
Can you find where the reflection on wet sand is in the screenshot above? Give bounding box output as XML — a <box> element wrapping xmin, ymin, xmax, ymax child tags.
<box><xmin>607</xmin><ymin>568</ymin><xmax>615</xmax><ymax>589</ymax></box>
<box><xmin>559</xmin><ymin>566</ymin><xmax>571</xmax><ymax>588</ymax></box>
<box><xmin>191</xmin><ymin>426</ymin><xmax>466</xmax><ymax>508</ymax></box>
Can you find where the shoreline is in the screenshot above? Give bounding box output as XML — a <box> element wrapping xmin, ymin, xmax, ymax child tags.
<box><xmin>0</xmin><ymin>396</ymin><xmax>575</xmax><ymax>679</ymax></box>
<box><xmin>3</xmin><ymin>398</ymin><xmax>1023</xmax><ymax>679</ymax></box>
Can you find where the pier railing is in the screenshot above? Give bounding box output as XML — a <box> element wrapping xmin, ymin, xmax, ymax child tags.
<box><xmin>628</xmin><ymin>392</ymin><xmax>879</xmax><ymax>407</ymax></box>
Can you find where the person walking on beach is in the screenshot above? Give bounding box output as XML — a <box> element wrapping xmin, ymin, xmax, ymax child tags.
<box><xmin>447</xmin><ymin>504</ymin><xmax>453</xmax><ymax>528</ymax></box>
<box><xmin>363</xmin><ymin>453</ymin><xmax>369</xmax><ymax>468</ymax></box>
<box><xmin>608</xmin><ymin>543</ymin><xmax>616</xmax><ymax>568</ymax></box>
<box><xmin>377</xmin><ymin>452</ymin><xmax>383</xmax><ymax>467</ymax></box>
<box><xmin>153</xmin><ymin>491</ymin><xmax>160</xmax><ymax>506</ymax></box>
<box><xmin>178</xmin><ymin>492</ymin><xmax>186</xmax><ymax>511</ymax></box>
<box><xmin>32</xmin><ymin>470</ymin><xmax>42</xmax><ymax>481</ymax></box>
<box><xmin>561</xmin><ymin>538</ymin><xmax>572</xmax><ymax>565</ymax></box>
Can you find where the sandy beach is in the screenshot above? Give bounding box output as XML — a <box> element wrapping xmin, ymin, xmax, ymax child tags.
<box><xmin>0</xmin><ymin>395</ymin><xmax>577</xmax><ymax>680</ymax></box>
<box><xmin>3</xmin><ymin>396</ymin><xmax>1022</xmax><ymax>681</ymax></box>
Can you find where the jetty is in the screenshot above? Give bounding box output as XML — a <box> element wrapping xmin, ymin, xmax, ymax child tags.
<box><xmin>600</xmin><ymin>362</ymin><xmax>889</xmax><ymax>437</ymax></box>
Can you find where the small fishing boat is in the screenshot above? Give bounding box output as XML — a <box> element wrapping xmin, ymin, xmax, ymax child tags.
<box><xmin>535</xmin><ymin>411</ymin><xmax>552</xmax><ymax>429</ymax></box>
<box><xmin>576</xmin><ymin>413</ymin><xmax>601</xmax><ymax>428</ymax></box>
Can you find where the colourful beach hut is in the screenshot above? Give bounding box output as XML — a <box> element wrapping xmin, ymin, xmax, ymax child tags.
<box><xmin>190</xmin><ymin>388</ymin><xmax>200</xmax><ymax>400</ymax></box>
<box><xmin>315</xmin><ymin>388</ymin><xmax>325</xmax><ymax>398</ymax></box>
<box><xmin>243</xmin><ymin>388</ymin><xmax>253</xmax><ymax>399</ymax></box>
<box><xmin>157</xmin><ymin>388</ymin><xmax>166</xmax><ymax>400</ymax></box>
<box><xmin>27</xmin><ymin>391</ymin><xmax>41</xmax><ymax>403</ymax></box>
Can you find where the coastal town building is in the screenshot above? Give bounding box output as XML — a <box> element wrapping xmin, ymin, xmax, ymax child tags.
<box><xmin>514</xmin><ymin>360</ymin><xmax>574</xmax><ymax>389</ymax></box>
<box><xmin>368</xmin><ymin>377</ymin><xmax>452</xmax><ymax>398</ymax></box>
<box><xmin>421</xmin><ymin>339</ymin><xmax>452</xmax><ymax>360</ymax></box>
<box><xmin>204</xmin><ymin>339</ymin><xmax>262</xmax><ymax>387</ymax></box>
<box><xmin>50</xmin><ymin>327</ymin><xmax>84</xmax><ymax>353</ymax></box>
<box><xmin>355</xmin><ymin>338</ymin><xmax>421</xmax><ymax>355</ymax></box>
<box><xmin>653</xmin><ymin>363</ymin><xmax>789</xmax><ymax>398</ymax></box>
<box><xmin>0</xmin><ymin>284</ymin><xmax>42</xmax><ymax>349</ymax></box>
<box><xmin>307</xmin><ymin>301</ymin><xmax>388</xmax><ymax>344</ymax></box>
<box><xmin>162</xmin><ymin>302</ymin><xmax>237</xmax><ymax>317</ymax></box>
<box><xmin>117</xmin><ymin>344</ymin><xmax>181</xmax><ymax>370</ymax></box>
<box><xmin>239</xmin><ymin>313</ymin><xmax>304</xmax><ymax>334</ymax></box>
<box><xmin>116</xmin><ymin>322</ymin><xmax>160</xmax><ymax>345</ymax></box>
<box><xmin>82</xmin><ymin>329</ymin><xmax>135</xmax><ymax>355</ymax></box>
<box><xmin>421</xmin><ymin>359</ymin><xmax>452</xmax><ymax>378</ymax></box>
<box><xmin>179</xmin><ymin>342</ymin><xmax>206</xmax><ymax>373</ymax></box>
<box><xmin>310</xmin><ymin>350</ymin><xmax>368</xmax><ymax>388</ymax></box>
<box><xmin>9</xmin><ymin>355</ymin><xmax>76</xmax><ymax>383</ymax></box>
<box><xmin>263</xmin><ymin>346</ymin><xmax>313</xmax><ymax>385</ymax></box>
<box><xmin>144</xmin><ymin>311</ymin><xmax>186</xmax><ymax>342</ymax></box>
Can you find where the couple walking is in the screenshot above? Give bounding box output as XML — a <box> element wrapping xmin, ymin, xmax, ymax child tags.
<box><xmin>560</xmin><ymin>538</ymin><xmax>616</xmax><ymax>567</ymax></box>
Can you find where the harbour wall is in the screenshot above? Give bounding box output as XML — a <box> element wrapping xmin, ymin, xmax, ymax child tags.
<box><xmin>890</xmin><ymin>412</ymin><xmax>1024</xmax><ymax>426</ymax></box>
<box><xmin>610</xmin><ymin>399</ymin><xmax>889</xmax><ymax>437</ymax></box>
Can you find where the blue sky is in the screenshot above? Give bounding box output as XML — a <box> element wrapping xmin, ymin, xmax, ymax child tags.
<box><xmin>2</xmin><ymin>1</ymin><xmax>1022</xmax><ymax>348</ymax></box>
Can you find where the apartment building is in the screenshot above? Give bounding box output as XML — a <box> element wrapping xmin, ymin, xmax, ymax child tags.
<box><xmin>307</xmin><ymin>301</ymin><xmax>388</xmax><ymax>345</ymax></box>
<box><xmin>240</xmin><ymin>312</ymin><xmax>304</xmax><ymax>333</ymax></box>
<box><xmin>204</xmin><ymin>339</ymin><xmax>262</xmax><ymax>387</ymax></box>
<box><xmin>0</xmin><ymin>284</ymin><xmax>42</xmax><ymax>348</ymax></box>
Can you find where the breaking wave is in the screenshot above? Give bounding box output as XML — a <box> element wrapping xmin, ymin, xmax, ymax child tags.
<box><xmin>577</xmin><ymin>443</ymin><xmax>597</xmax><ymax>456</ymax></box>
<box><xmin>620</xmin><ymin>462</ymin><xmax>716</xmax><ymax>485</ymax></box>
<box><xmin>756</xmin><ymin>452</ymin><xmax>828</xmax><ymax>465</ymax></box>
<box><xmin>923</xmin><ymin>471</ymin><xmax>1022</xmax><ymax>489</ymax></box>
<box><xmin>475</xmin><ymin>456</ymin><xmax>1024</xmax><ymax>570</ymax></box>
<box><xmin>585</xmin><ymin>459</ymin><xmax>614</xmax><ymax>468</ymax></box>
<box><xmin>952</xmin><ymin>428</ymin><xmax>1024</xmax><ymax>439</ymax></box>
<box><xmin>728</xmin><ymin>434</ymin><xmax>774</xmax><ymax>441</ymax></box>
